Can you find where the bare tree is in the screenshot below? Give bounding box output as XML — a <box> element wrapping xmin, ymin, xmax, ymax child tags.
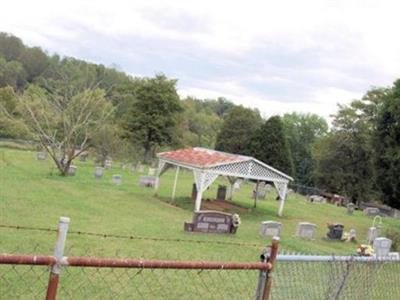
<box><xmin>1</xmin><ymin>85</ymin><xmax>113</xmax><ymax>175</ymax></box>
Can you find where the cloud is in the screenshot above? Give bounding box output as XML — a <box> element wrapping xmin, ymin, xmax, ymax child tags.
<box><xmin>1</xmin><ymin>0</ymin><xmax>399</xmax><ymax>121</ymax></box>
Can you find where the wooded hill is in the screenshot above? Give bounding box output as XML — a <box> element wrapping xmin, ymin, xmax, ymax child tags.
<box><xmin>1</xmin><ymin>32</ymin><xmax>400</xmax><ymax>209</ymax></box>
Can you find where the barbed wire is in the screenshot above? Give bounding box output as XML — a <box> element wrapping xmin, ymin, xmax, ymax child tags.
<box><xmin>0</xmin><ymin>224</ymin><xmax>265</xmax><ymax>248</ymax></box>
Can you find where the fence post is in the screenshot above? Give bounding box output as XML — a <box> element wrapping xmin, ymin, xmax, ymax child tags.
<box><xmin>263</xmin><ymin>237</ymin><xmax>279</xmax><ymax>300</ymax></box>
<box><xmin>255</xmin><ymin>236</ymin><xmax>279</xmax><ymax>300</ymax></box>
<box><xmin>46</xmin><ymin>216</ymin><xmax>70</xmax><ymax>300</ymax></box>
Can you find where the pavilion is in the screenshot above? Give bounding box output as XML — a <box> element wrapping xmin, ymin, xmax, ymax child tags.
<box><xmin>154</xmin><ymin>147</ymin><xmax>293</xmax><ymax>216</ymax></box>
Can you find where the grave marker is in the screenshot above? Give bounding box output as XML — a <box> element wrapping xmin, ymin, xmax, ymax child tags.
<box><xmin>347</xmin><ymin>203</ymin><xmax>355</xmax><ymax>215</ymax></box>
<box><xmin>36</xmin><ymin>152</ymin><xmax>47</xmax><ymax>160</ymax></box>
<box><xmin>295</xmin><ymin>222</ymin><xmax>317</xmax><ymax>239</ymax></box>
<box><xmin>373</xmin><ymin>237</ymin><xmax>392</xmax><ymax>257</ymax></box>
<box><xmin>94</xmin><ymin>167</ymin><xmax>104</xmax><ymax>179</ymax></box>
<box><xmin>112</xmin><ymin>174</ymin><xmax>122</xmax><ymax>185</ymax></box>
<box><xmin>104</xmin><ymin>160</ymin><xmax>112</xmax><ymax>169</ymax></box>
<box><xmin>364</xmin><ymin>207</ymin><xmax>380</xmax><ymax>217</ymax></box>
<box><xmin>68</xmin><ymin>165</ymin><xmax>77</xmax><ymax>176</ymax></box>
<box><xmin>366</xmin><ymin>227</ymin><xmax>380</xmax><ymax>244</ymax></box>
<box><xmin>260</xmin><ymin>221</ymin><xmax>282</xmax><ymax>237</ymax></box>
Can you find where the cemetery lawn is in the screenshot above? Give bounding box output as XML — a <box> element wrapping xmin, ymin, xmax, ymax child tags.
<box><xmin>1</xmin><ymin>147</ymin><xmax>400</xmax><ymax>261</ymax></box>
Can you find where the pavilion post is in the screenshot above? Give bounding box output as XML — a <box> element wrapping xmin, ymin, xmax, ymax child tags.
<box><xmin>194</xmin><ymin>172</ymin><xmax>204</xmax><ymax>212</ymax></box>
<box><xmin>171</xmin><ymin>166</ymin><xmax>180</xmax><ymax>201</ymax></box>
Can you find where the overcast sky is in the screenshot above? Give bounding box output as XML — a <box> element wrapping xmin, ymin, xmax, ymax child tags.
<box><xmin>1</xmin><ymin>0</ymin><xmax>399</xmax><ymax>120</ymax></box>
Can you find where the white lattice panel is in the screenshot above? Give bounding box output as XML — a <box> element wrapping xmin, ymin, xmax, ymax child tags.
<box><xmin>209</xmin><ymin>159</ymin><xmax>288</xmax><ymax>182</ymax></box>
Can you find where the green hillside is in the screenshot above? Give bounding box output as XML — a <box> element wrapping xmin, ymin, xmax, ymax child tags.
<box><xmin>1</xmin><ymin>147</ymin><xmax>399</xmax><ymax>261</ymax></box>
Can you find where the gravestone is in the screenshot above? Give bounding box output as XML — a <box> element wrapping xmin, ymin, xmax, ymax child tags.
<box><xmin>130</xmin><ymin>164</ymin><xmax>136</xmax><ymax>173</ymax></box>
<box><xmin>326</xmin><ymin>223</ymin><xmax>344</xmax><ymax>240</ymax></box>
<box><xmin>148</xmin><ymin>168</ymin><xmax>156</xmax><ymax>176</ymax></box>
<box><xmin>309</xmin><ymin>195</ymin><xmax>326</xmax><ymax>203</ymax></box>
<box><xmin>94</xmin><ymin>167</ymin><xmax>104</xmax><ymax>179</ymax></box>
<box><xmin>112</xmin><ymin>174</ymin><xmax>122</xmax><ymax>185</ymax></box>
<box><xmin>388</xmin><ymin>252</ymin><xmax>400</xmax><ymax>259</ymax></box>
<box><xmin>184</xmin><ymin>211</ymin><xmax>235</xmax><ymax>234</ymax></box>
<box><xmin>253</xmin><ymin>182</ymin><xmax>267</xmax><ymax>200</ymax></box>
<box><xmin>139</xmin><ymin>176</ymin><xmax>156</xmax><ymax>187</ymax></box>
<box><xmin>364</xmin><ymin>207</ymin><xmax>380</xmax><ymax>217</ymax></box>
<box><xmin>104</xmin><ymin>160</ymin><xmax>112</xmax><ymax>169</ymax></box>
<box><xmin>233</xmin><ymin>181</ymin><xmax>241</xmax><ymax>190</ymax></box>
<box><xmin>260</xmin><ymin>221</ymin><xmax>282</xmax><ymax>237</ymax></box>
<box><xmin>137</xmin><ymin>165</ymin><xmax>145</xmax><ymax>173</ymax></box>
<box><xmin>295</xmin><ymin>222</ymin><xmax>317</xmax><ymax>240</ymax></box>
<box><xmin>121</xmin><ymin>163</ymin><xmax>127</xmax><ymax>170</ymax></box>
<box><xmin>347</xmin><ymin>203</ymin><xmax>355</xmax><ymax>215</ymax></box>
<box><xmin>366</xmin><ymin>227</ymin><xmax>380</xmax><ymax>244</ymax></box>
<box><xmin>68</xmin><ymin>165</ymin><xmax>77</xmax><ymax>176</ymax></box>
<box><xmin>373</xmin><ymin>237</ymin><xmax>392</xmax><ymax>257</ymax></box>
<box><xmin>36</xmin><ymin>152</ymin><xmax>47</xmax><ymax>160</ymax></box>
<box><xmin>217</xmin><ymin>185</ymin><xmax>227</xmax><ymax>201</ymax></box>
<box><xmin>79</xmin><ymin>152</ymin><xmax>88</xmax><ymax>162</ymax></box>
<box><xmin>349</xmin><ymin>229</ymin><xmax>357</xmax><ymax>241</ymax></box>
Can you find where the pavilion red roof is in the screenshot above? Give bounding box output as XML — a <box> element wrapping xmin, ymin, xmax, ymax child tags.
<box><xmin>157</xmin><ymin>147</ymin><xmax>248</xmax><ymax>168</ymax></box>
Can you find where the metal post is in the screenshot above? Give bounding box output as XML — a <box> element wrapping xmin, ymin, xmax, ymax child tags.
<box><xmin>194</xmin><ymin>172</ymin><xmax>204</xmax><ymax>212</ymax></box>
<box><xmin>262</xmin><ymin>237</ymin><xmax>279</xmax><ymax>300</ymax></box>
<box><xmin>46</xmin><ymin>216</ymin><xmax>70</xmax><ymax>300</ymax></box>
<box><xmin>171</xmin><ymin>166</ymin><xmax>180</xmax><ymax>201</ymax></box>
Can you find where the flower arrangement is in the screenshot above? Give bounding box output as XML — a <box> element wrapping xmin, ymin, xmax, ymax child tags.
<box><xmin>232</xmin><ymin>214</ymin><xmax>241</xmax><ymax>228</ymax></box>
<box><xmin>357</xmin><ymin>244</ymin><xmax>374</xmax><ymax>256</ymax></box>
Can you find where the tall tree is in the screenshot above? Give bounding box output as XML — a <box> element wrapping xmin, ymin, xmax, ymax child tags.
<box><xmin>126</xmin><ymin>74</ymin><xmax>183</xmax><ymax>162</ymax></box>
<box><xmin>312</xmin><ymin>89</ymin><xmax>386</xmax><ymax>203</ymax></box>
<box><xmin>215</xmin><ymin>106</ymin><xmax>262</xmax><ymax>155</ymax></box>
<box><xmin>282</xmin><ymin>113</ymin><xmax>328</xmax><ymax>185</ymax></box>
<box><xmin>248</xmin><ymin>116</ymin><xmax>294</xmax><ymax>175</ymax></box>
<box><xmin>375</xmin><ymin>80</ymin><xmax>400</xmax><ymax>208</ymax></box>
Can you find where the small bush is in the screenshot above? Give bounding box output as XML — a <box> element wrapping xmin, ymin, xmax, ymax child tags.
<box><xmin>385</xmin><ymin>228</ymin><xmax>400</xmax><ymax>251</ymax></box>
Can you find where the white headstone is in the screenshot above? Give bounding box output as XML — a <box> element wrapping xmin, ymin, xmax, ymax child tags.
<box><xmin>366</xmin><ymin>227</ymin><xmax>380</xmax><ymax>244</ymax></box>
<box><xmin>104</xmin><ymin>160</ymin><xmax>112</xmax><ymax>169</ymax></box>
<box><xmin>388</xmin><ymin>252</ymin><xmax>400</xmax><ymax>259</ymax></box>
<box><xmin>148</xmin><ymin>168</ymin><xmax>156</xmax><ymax>176</ymax></box>
<box><xmin>373</xmin><ymin>237</ymin><xmax>392</xmax><ymax>257</ymax></box>
<box><xmin>138</xmin><ymin>165</ymin><xmax>145</xmax><ymax>173</ymax></box>
<box><xmin>68</xmin><ymin>165</ymin><xmax>77</xmax><ymax>176</ymax></box>
<box><xmin>364</xmin><ymin>207</ymin><xmax>380</xmax><ymax>217</ymax></box>
<box><xmin>130</xmin><ymin>164</ymin><xmax>136</xmax><ymax>173</ymax></box>
<box><xmin>260</xmin><ymin>221</ymin><xmax>282</xmax><ymax>237</ymax></box>
<box><xmin>36</xmin><ymin>152</ymin><xmax>47</xmax><ymax>160</ymax></box>
<box><xmin>309</xmin><ymin>195</ymin><xmax>325</xmax><ymax>203</ymax></box>
<box><xmin>94</xmin><ymin>167</ymin><xmax>104</xmax><ymax>179</ymax></box>
<box><xmin>233</xmin><ymin>181</ymin><xmax>241</xmax><ymax>190</ymax></box>
<box><xmin>121</xmin><ymin>163</ymin><xmax>127</xmax><ymax>170</ymax></box>
<box><xmin>112</xmin><ymin>174</ymin><xmax>122</xmax><ymax>185</ymax></box>
<box><xmin>295</xmin><ymin>222</ymin><xmax>317</xmax><ymax>240</ymax></box>
<box><xmin>347</xmin><ymin>203</ymin><xmax>355</xmax><ymax>215</ymax></box>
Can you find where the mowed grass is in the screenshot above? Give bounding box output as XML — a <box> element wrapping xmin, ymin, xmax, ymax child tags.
<box><xmin>1</xmin><ymin>147</ymin><xmax>400</xmax><ymax>260</ymax></box>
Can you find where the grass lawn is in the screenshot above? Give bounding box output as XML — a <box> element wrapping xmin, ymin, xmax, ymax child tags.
<box><xmin>1</xmin><ymin>147</ymin><xmax>399</xmax><ymax>258</ymax></box>
<box><xmin>1</xmin><ymin>147</ymin><xmax>400</xmax><ymax>299</ymax></box>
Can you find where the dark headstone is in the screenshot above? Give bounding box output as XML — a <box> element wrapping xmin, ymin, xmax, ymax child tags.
<box><xmin>184</xmin><ymin>211</ymin><xmax>235</xmax><ymax>234</ymax></box>
<box><xmin>217</xmin><ymin>185</ymin><xmax>226</xmax><ymax>201</ymax></box>
<box><xmin>326</xmin><ymin>223</ymin><xmax>344</xmax><ymax>240</ymax></box>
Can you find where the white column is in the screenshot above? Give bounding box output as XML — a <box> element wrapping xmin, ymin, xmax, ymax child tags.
<box><xmin>171</xmin><ymin>166</ymin><xmax>180</xmax><ymax>200</ymax></box>
<box><xmin>276</xmin><ymin>182</ymin><xmax>288</xmax><ymax>217</ymax></box>
<box><xmin>154</xmin><ymin>160</ymin><xmax>166</xmax><ymax>196</ymax></box>
<box><xmin>194</xmin><ymin>172</ymin><xmax>204</xmax><ymax>212</ymax></box>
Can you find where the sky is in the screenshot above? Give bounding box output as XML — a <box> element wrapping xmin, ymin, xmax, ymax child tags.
<box><xmin>1</xmin><ymin>0</ymin><xmax>400</xmax><ymax>120</ymax></box>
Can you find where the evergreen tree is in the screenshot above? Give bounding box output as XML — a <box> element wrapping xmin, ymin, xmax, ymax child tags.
<box><xmin>248</xmin><ymin>116</ymin><xmax>294</xmax><ymax>176</ymax></box>
<box><xmin>375</xmin><ymin>80</ymin><xmax>400</xmax><ymax>208</ymax></box>
<box><xmin>215</xmin><ymin>106</ymin><xmax>262</xmax><ymax>155</ymax></box>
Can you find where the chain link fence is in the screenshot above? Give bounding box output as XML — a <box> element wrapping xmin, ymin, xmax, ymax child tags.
<box><xmin>272</xmin><ymin>255</ymin><xmax>400</xmax><ymax>300</ymax></box>
<box><xmin>1</xmin><ymin>219</ymin><xmax>400</xmax><ymax>299</ymax></box>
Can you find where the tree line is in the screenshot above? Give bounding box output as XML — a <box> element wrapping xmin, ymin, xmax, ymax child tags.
<box><xmin>0</xmin><ymin>32</ymin><xmax>399</xmax><ymax>208</ymax></box>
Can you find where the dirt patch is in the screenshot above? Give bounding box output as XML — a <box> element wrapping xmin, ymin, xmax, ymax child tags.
<box><xmin>201</xmin><ymin>199</ymin><xmax>250</xmax><ymax>213</ymax></box>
